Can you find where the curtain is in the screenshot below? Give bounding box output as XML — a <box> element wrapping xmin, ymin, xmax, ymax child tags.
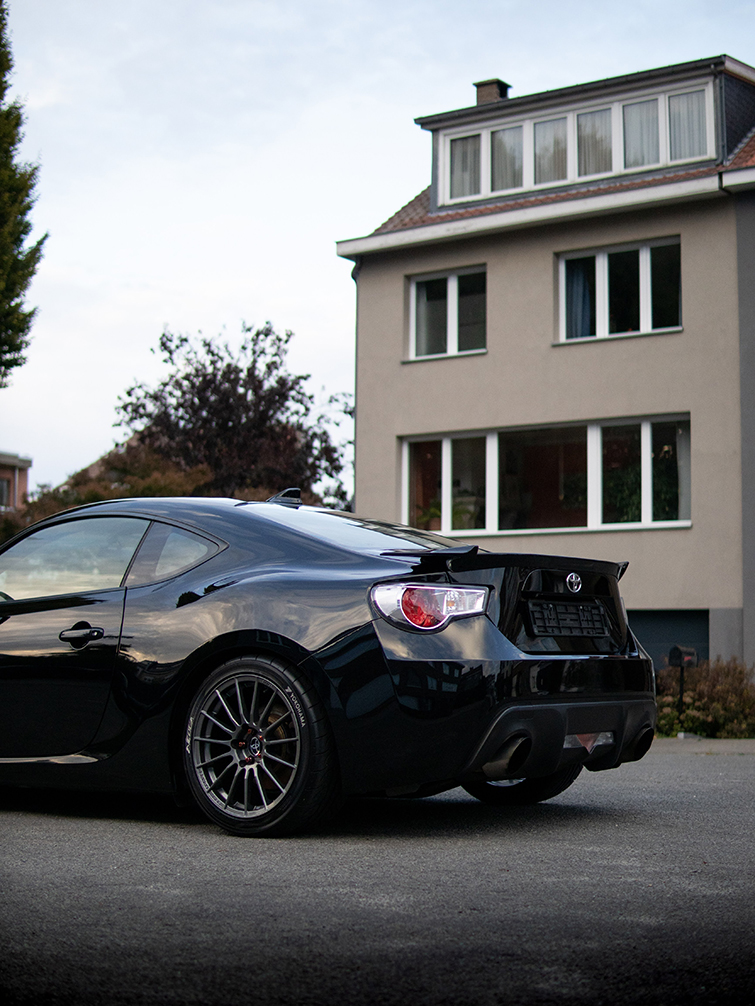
<box><xmin>565</xmin><ymin>257</ymin><xmax>595</xmax><ymax>339</ymax></box>
<box><xmin>450</xmin><ymin>135</ymin><xmax>481</xmax><ymax>198</ymax></box>
<box><xmin>623</xmin><ymin>100</ymin><xmax>659</xmax><ymax>168</ymax></box>
<box><xmin>676</xmin><ymin>421</ymin><xmax>692</xmax><ymax>520</ymax></box>
<box><xmin>669</xmin><ymin>91</ymin><xmax>707</xmax><ymax>161</ymax></box>
<box><xmin>578</xmin><ymin>109</ymin><xmax>612</xmax><ymax>176</ymax></box>
<box><xmin>534</xmin><ymin>118</ymin><xmax>567</xmax><ymax>183</ymax></box>
<box><xmin>491</xmin><ymin>126</ymin><xmax>523</xmax><ymax>190</ymax></box>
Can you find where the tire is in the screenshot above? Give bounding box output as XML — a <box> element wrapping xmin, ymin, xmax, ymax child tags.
<box><xmin>183</xmin><ymin>656</ymin><xmax>339</xmax><ymax>837</ymax></box>
<box><xmin>462</xmin><ymin>764</ymin><xmax>583</xmax><ymax>806</ymax></box>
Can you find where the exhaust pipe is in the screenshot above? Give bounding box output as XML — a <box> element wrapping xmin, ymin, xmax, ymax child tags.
<box><xmin>482</xmin><ymin>735</ymin><xmax>532</xmax><ymax>780</ymax></box>
<box><xmin>621</xmin><ymin>725</ymin><xmax>655</xmax><ymax>763</ymax></box>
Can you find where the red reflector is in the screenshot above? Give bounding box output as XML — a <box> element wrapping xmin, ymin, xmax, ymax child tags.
<box><xmin>576</xmin><ymin>733</ymin><xmax>600</xmax><ymax>753</ymax></box>
<box><xmin>400</xmin><ymin>587</ymin><xmax>444</xmax><ymax>628</ymax></box>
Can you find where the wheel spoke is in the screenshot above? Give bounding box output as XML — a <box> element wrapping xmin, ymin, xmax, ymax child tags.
<box><xmin>224</xmin><ymin>766</ymin><xmax>244</xmax><ymax>808</ymax></box>
<box><xmin>216</xmin><ymin>689</ymin><xmax>240</xmax><ymax>728</ymax></box>
<box><xmin>264</xmin><ymin>752</ymin><xmax>297</xmax><ymax>770</ymax></box>
<box><xmin>263</xmin><ymin>710</ymin><xmax>291</xmax><ymax>736</ymax></box>
<box><xmin>208</xmin><ymin>760</ymin><xmax>235</xmax><ymax>793</ymax></box>
<box><xmin>248</xmin><ymin>680</ymin><xmax>259</xmax><ymax>725</ymax></box>
<box><xmin>196</xmin><ymin>751</ymin><xmax>234</xmax><ymax>769</ymax></box>
<box><xmin>259</xmin><ymin>689</ymin><xmax>277</xmax><ymax>724</ymax></box>
<box><xmin>259</xmin><ymin>761</ymin><xmax>286</xmax><ymax>793</ymax></box>
<box><xmin>243</xmin><ymin>766</ymin><xmax>251</xmax><ymax>813</ymax></box>
<box><xmin>195</xmin><ymin>735</ymin><xmax>232</xmax><ymax>745</ymax></box>
<box><xmin>235</xmin><ymin>678</ymin><xmax>246</xmax><ymax>725</ymax></box>
<box><xmin>253</xmin><ymin>766</ymin><xmax>269</xmax><ymax>808</ymax></box>
<box><xmin>199</xmin><ymin>710</ymin><xmax>233</xmax><ymax>735</ymax></box>
<box><xmin>264</xmin><ymin>736</ymin><xmax>294</xmax><ymax>747</ymax></box>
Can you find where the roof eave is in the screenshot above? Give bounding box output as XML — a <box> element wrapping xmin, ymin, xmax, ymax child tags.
<box><xmin>721</xmin><ymin>166</ymin><xmax>755</xmax><ymax>191</ymax></box>
<box><xmin>336</xmin><ymin>174</ymin><xmax>723</xmax><ymax>260</ymax></box>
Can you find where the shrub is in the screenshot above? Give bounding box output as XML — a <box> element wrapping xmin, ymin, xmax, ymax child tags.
<box><xmin>655</xmin><ymin>657</ymin><xmax>755</xmax><ymax>738</ymax></box>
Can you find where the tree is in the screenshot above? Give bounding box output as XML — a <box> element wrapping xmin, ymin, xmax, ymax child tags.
<box><xmin>117</xmin><ymin>323</ymin><xmax>349</xmax><ymax>502</ymax></box>
<box><xmin>0</xmin><ymin>440</ymin><xmax>212</xmax><ymax>544</ymax></box>
<box><xmin>0</xmin><ymin>1</ymin><xmax>46</xmax><ymax>387</ymax></box>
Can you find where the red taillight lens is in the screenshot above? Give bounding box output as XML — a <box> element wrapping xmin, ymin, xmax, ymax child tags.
<box><xmin>400</xmin><ymin>587</ymin><xmax>445</xmax><ymax>628</ymax></box>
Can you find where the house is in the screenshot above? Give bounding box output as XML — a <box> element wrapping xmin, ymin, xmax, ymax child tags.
<box><xmin>0</xmin><ymin>451</ymin><xmax>31</xmax><ymax>511</ymax></box>
<box><xmin>336</xmin><ymin>55</ymin><xmax>755</xmax><ymax>669</ymax></box>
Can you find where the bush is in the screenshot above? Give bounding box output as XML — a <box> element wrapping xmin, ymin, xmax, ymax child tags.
<box><xmin>655</xmin><ymin>657</ymin><xmax>755</xmax><ymax>738</ymax></box>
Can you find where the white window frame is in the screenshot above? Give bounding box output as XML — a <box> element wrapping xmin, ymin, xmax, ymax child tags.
<box><xmin>558</xmin><ymin>237</ymin><xmax>682</xmax><ymax>343</ymax></box>
<box><xmin>403</xmin><ymin>416</ymin><xmax>691</xmax><ymax>537</ymax></box>
<box><xmin>438</xmin><ymin>80</ymin><xmax>715</xmax><ymax>206</ymax></box>
<box><xmin>408</xmin><ymin>266</ymin><xmax>487</xmax><ymax>360</ymax></box>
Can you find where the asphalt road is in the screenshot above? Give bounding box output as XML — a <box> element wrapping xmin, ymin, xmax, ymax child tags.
<box><xmin>1</xmin><ymin>737</ymin><xmax>754</xmax><ymax>1006</ymax></box>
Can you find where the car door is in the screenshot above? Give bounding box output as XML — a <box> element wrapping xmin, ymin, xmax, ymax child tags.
<box><xmin>0</xmin><ymin>515</ymin><xmax>150</xmax><ymax>758</ymax></box>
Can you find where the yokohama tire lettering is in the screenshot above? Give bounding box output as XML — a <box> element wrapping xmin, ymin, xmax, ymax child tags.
<box><xmin>285</xmin><ymin>686</ymin><xmax>306</xmax><ymax>726</ymax></box>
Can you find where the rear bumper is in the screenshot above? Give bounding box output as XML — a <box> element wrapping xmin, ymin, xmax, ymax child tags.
<box><xmin>464</xmin><ymin>696</ymin><xmax>657</xmax><ymax>780</ymax></box>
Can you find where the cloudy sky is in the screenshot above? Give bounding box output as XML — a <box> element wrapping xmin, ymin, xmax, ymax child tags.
<box><xmin>2</xmin><ymin>0</ymin><xmax>755</xmax><ymax>492</ymax></box>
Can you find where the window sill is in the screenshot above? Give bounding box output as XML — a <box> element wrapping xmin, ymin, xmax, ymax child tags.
<box><xmin>436</xmin><ymin>521</ymin><xmax>692</xmax><ymax>537</ymax></box>
<box><xmin>554</xmin><ymin>327</ymin><xmax>683</xmax><ymax>346</ymax></box>
<box><xmin>403</xmin><ymin>349</ymin><xmax>487</xmax><ymax>364</ymax></box>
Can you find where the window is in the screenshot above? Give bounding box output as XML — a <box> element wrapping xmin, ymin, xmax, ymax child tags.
<box><xmin>450</xmin><ymin>134</ymin><xmax>481</xmax><ymax>198</ymax></box>
<box><xmin>534</xmin><ymin>117</ymin><xmax>567</xmax><ymax>184</ymax></box>
<box><xmin>561</xmin><ymin>239</ymin><xmax>681</xmax><ymax>341</ymax></box>
<box><xmin>410</xmin><ymin>269</ymin><xmax>486</xmax><ymax>358</ymax></box>
<box><xmin>623</xmin><ymin>99</ymin><xmax>659</xmax><ymax>168</ymax></box>
<box><xmin>491</xmin><ymin>125</ymin><xmax>523</xmax><ymax>190</ymax></box>
<box><xmin>0</xmin><ymin>478</ymin><xmax>10</xmax><ymax>508</ymax></box>
<box><xmin>404</xmin><ymin>417</ymin><xmax>691</xmax><ymax>534</ymax></box>
<box><xmin>499</xmin><ymin>427</ymin><xmax>587</xmax><ymax>529</ymax></box>
<box><xmin>578</xmin><ymin>108</ymin><xmax>612</xmax><ymax>176</ymax></box>
<box><xmin>602</xmin><ymin>425</ymin><xmax>641</xmax><ymax>523</ymax></box>
<box><xmin>126</xmin><ymin>522</ymin><xmax>219</xmax><ymax>585</ymax></box>
<box><xmin>0</xmin><ymin>517</ymin><xmax>149</xmax><ymax>600</ymax></box>
<box><xmin>409</xmin><ymin>441</ymin><xmax>441</xmax><ymax>530</ymax></box>
<box><xmin>668</xmin><ymin>90</ymin><xmax>707</xmax><ymax>161</ymax></box>
<box><xmin>452</xmin><ymin>438</ymin><xmax>486</xmax><ymax>529</ymax></box>
<box><xmin>440</xmin><ymin>83</ymin><xmax>713</xmax><ymax>204</ymax></box>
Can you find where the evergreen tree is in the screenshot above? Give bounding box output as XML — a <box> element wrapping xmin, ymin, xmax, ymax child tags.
<box><xmin>0</xmin><ymin>1</ymin><xmax>46</xmax><ymax>387</ymax></box>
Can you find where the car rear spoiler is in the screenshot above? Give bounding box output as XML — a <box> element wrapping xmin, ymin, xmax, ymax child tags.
<box><xmin>381</xmin><ymin>545</ymin><xmax>628</xmax><ymax>580</ymax></box>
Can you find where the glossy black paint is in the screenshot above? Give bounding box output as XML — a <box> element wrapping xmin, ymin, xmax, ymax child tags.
<box><xmin>0</xmin><ymin>497</ymin><xmax>656</xmax><ymax>802</ymax></box>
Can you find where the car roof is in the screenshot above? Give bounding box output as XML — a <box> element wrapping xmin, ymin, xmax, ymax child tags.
<box><xmin>26</xmin><ymin>497</ymin><xmax>458</xmax><ymax>556</ymax></box>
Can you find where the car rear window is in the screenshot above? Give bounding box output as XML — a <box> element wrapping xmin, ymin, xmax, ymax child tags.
<box><xmin>250</xmin><ymin>505</ymin><xmax>458</xmax><ymax>553</ymax></box>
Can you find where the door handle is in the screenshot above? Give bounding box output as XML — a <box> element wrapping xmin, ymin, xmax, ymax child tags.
<box><xmin>59</xmin><ymin>624</ymin><xmax>105</xmax><ymax>645</ymax></box>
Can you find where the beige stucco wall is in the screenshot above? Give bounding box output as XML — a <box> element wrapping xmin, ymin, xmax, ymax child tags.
<box><xmin>353</xmin><ymin>196</ymin><xmax>742</xmax><ymax>611</ymax></box>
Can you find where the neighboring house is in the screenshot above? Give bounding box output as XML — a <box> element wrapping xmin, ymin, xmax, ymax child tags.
<box><xmin>336</xmin><ymin>55</ymin><xmax>755</xmax><ymax>668</ymax></box>
<box><xmin>0</xmin><ymin>451</ymin><xmax>31</xmax><ymax>511</ymax></box>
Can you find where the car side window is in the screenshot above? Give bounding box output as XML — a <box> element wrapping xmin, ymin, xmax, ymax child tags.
<box><xmin>0</xmin><ymin>517</ymin><xmax>150</xmax><ymax>601</ymax></box>
<box><xmin>126</xmin><ymin>523</ymin><xmax>219</xmax><ymax>585</ymax></box>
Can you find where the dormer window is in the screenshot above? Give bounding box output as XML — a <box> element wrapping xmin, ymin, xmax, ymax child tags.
<box><xmin>450</xmin><ymin>135</ymin><xmax>481</xmax><ymax>197</ymax></box>
<box><xmin>623</xmin><ymin>99</ymin><xmax>659</xmax><ymax>167</ymax></box>
<box><xmin>491</xmin><ymin>126</ymin><xmax>522</xmax><ymax>189</ymax></box>
<box><xmin>578</xmin><ymin>109</ymin><xmax>612</xmax><ymax>175</ymax></box>
<box><xmin>534</xmin><ymin>118</ymin><xmax>567</xmax><ymax>183</ymax></box>
<box><xmin>439</xmin><ymin>84</ymin><xmax>713</xmax><ymax>205</ymax></box>
<box><xmin>668</xmin><ymin>90</ymin><xmax>707</xmax><ymax>160</ymax></box>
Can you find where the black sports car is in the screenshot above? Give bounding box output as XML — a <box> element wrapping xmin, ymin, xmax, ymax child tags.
<box><xmin>0</xmin><ymin>491</ymin><xmax>656</xmax><ymax>836</ymax></box>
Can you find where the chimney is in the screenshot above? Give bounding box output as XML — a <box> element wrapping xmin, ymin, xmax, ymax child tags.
<box><xmin>474</xmin><ymin>79</ymin><xmax>510</xmax><ymax>105</ymax></box>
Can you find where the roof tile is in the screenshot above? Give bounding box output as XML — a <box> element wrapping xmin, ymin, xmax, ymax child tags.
<box><xmin>371</xmin><ymin>166</ymin><xmax>719</xmax><ymax>237</ymax></box>
<box><xmin>727</xmin><ymin>127</ymin><xmax>755</xmax><ymax>169</ymax></box>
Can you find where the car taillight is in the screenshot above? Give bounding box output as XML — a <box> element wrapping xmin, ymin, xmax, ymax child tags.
<box><xmin>371</xmin><ymin>583</ymin><xmax>488</xmax><ymax>631</ymax></box>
